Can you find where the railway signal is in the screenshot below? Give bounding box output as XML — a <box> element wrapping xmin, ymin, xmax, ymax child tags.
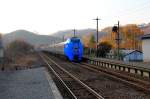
<box><xmin>112</xmin><ymin>26</ymin><xmax>118</xmax><ymax>33</ymax></box>
<box><xmin>112</xmin><ymin>21</ymin><xmax>121</xmax><ymax>60</ymax></box>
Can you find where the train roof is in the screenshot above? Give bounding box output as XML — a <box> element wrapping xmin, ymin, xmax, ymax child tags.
<box><xmin>70</xmin><ymin>37</ymin><xmax>80</xmax><ymax>40</ymax></box>
<box><xmin>48</xmin><ymin>41</ymin><xmax>65</xmax><ymax>47</ymax></box>
<box><xmin>47</xmin><ymin>37</ymin><xmax>81</xmax><ymax>48</ymax></box>
<box><xmin>66</xmin><ymin>37</ymin><xmax>80</xmax><ymax>42</ymax></box>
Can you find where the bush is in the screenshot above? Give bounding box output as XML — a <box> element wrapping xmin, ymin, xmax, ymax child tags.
<box><xmin>6</xmin><ymin>40</ymin><xmax>33</xmax><ymax>63</ymax></box>
<box><xmin>97</xmin><ymin>42</ymin><xmax>112</xmax><ymax>57</ymax></box>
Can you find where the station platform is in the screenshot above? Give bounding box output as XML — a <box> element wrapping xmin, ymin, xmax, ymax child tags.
<box><xmin>0</xmin><ymin>67</ymin><xmax>63</xmax><ymax>99</ymax></box>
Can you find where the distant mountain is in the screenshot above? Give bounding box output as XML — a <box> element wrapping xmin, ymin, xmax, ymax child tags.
<box><xmin>50</xmin><ymin>28</ymin><xmax>108</xmax><ymax>41</ymax></box>
<box><xmin>2</xmin><ymin>30</ymin><xmax>61</xmax><ymax>47</ymax></box>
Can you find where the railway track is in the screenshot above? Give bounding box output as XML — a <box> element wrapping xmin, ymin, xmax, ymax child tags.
<box><xmin>42</xmin><ymin>53</ymin><xmax>150</xmax><ymax>99</ymax></box>
<box><xmin>77</xmin><ymin>62</ymin><xmax>150</xmax><ymax>93</ymax></box>
<box><xmin>40</xmin><ymin>53</ymin><xmax>104</xmax><ymax>99</ymax></box>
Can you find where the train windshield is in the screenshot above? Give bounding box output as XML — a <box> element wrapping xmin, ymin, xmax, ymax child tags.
<box><xmin>71</xmin><ymin>37</ymin><xmax>80</xmax><ymax>43</ymax></box>
<box><xmin>70</xmin><ymin>37</ymin><xmax>80</xmax><ymax>54</ymax></box>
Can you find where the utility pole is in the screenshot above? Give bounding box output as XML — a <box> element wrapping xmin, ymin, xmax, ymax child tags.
<box><xmin>62</xmin><ymin>35</ymin><xmax>65</xmax><ymax>42</ymax></box>
<box><xmin>93</xmin><ymin>17</ymin><xmax>101</xmax><ymax>57</ymax></box>
<box><xmin>73</xmin><ymin>29</ymin><xmax>76</xmax><ymax>37</ymax></box>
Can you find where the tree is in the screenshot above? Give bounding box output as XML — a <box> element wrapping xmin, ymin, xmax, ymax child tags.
<box><xmin>88</xmin><ymin>34</ymin><xmax>96</xmax><ymax>48</ymax></box>
<box><xmin>82</xmin><ymin>35</ymin><xmax>89</xmax><ymax>47</ymax></box>
<box><xmin>121</xmin><ymin>24</ymin><xmax>143</xmax><ymax>50</ymax></box>
<box><xmin>82</xmin><ymin>34</ymin><xmax>96</xmax><ymax>56</ymax></box>
<box><xmin>100</xmin><ymin>24</ymin><xmax>144</xmax><ymax>50</ymax></box>
<box><xmin>6</xmin><ymin>40</ymin><xmax>33</xmax><ymax>63</ymax></box>
<box><xmin>97</xmin><ymin>42</ymin><xmax>112</xmax><ymax>57</ymax></box>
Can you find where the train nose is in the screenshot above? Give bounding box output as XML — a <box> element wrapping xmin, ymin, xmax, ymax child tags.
<box><xmin>74</xmin><ymin>55</ymin><xmax>79</xmax><ymax>60</ymax></box>
<box><xmin>73</xmin><ymin>46</ymin><xmax>79</xmax><ymax>54</ymax></box>
<box><xmin>73</xmin><ymin>48</ymin><xmax>79</xmax><ymax>61</ymax></box>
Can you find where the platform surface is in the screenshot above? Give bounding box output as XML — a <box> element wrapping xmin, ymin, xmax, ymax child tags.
<box><xmin>0</xmin><ymin>67</ymin><xmax>63</xmax><ymax>99</ymax></box>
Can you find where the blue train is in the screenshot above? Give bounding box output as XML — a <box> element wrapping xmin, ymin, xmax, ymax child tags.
<box><xmin>43</xmin><ymin>37</ymin><xmax>83</xmax><ymax>61</ymax></box>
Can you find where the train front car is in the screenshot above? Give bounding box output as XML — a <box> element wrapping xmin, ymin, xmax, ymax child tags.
<box><xmin>64</xmin><ymin>37</ymin><xmax>83</xmax><ymax>62</ymax></box>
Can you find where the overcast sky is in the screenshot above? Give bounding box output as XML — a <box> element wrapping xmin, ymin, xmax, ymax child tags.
<box><xmin>0</xmin><ymin>0</ymin><xmax>150</xmax><ymax>35</ymax></box>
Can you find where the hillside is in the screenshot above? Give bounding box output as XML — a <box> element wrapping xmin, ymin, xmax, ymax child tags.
<box><xmin>2</xmin><ymin>29</ymin><xmax>109</xmax><ymax>48</ymax></box>
<box><xmin>2</xmin><ymin>30</ymin><xmax>61</xmax><ymax>47</ymax></box>
<box><xmin>51</xmin><ymin>28</ymin><xmax>108</xmax><ymax>40</ymax></box>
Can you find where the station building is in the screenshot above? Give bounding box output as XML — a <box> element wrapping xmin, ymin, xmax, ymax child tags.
<box><xmin>122</xmin><ymin>50</ymin><xmax>143</xmax><ymax>62</ymax></box>
<box><xmin>107</xmin><ymin>49</ymin><xmax>143</xmax><ymax>62</ymax></box>
<box><xmin>141</xmin><ymin>34</ymin><xmax>150</xmax><ymax>62</ymax></box>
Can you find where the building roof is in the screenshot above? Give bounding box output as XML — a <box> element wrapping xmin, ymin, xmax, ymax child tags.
<box><xmin>107</xmin><ymin>49</ymin><xmax>142</xmax><ymax>56</ymax></box>
<box><xmin>122</xmin><ymin>50</ymin><xmax>142</xmax><ymax>57</ymax></box>
<box><xmin>141</xmin><ymin>34</ymin><xmax>150</xmax><ymax>40</ymax></box>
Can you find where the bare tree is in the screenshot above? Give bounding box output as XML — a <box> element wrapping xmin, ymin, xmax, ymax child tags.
<box><xmin>6</xmin><ymin>40</ymin><xmax>33</xmax><ymax>63</ymax></box>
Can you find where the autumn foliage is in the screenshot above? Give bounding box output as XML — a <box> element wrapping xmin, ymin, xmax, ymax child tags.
<box><xmin>82</xmin><ymin>34</ymin><xmax>96</xmax><ymax>48</ymax></box>
<box><xmin>100</xmin><ymin>24</ymin><xmax>144</xmax><ymax>50</ymax></box>
<box><xmin>97</xmin><ymin>42</ymin><xmax>112</xmax><ymax>57</ymax></box>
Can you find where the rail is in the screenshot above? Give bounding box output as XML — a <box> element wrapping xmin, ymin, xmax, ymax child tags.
<box><xmin>40</xmin><ymin>53</ymin><xmax>104</xmax><ymax>99</ymax></box>
<box><xmin>83</xmin><ymin>56</ymin><xmax>150</xmax><ymax>78</ymax></box>
<box><xmin>40</xmin><ymin>53</ymin><xmax>78</xmax><ymax>99</ymax></box>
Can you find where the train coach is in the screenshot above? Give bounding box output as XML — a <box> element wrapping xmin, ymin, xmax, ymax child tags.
<box><xmin>43</xmin><ymin>37</ymin><xmax>83</xmax><ymax>62</ymax></box>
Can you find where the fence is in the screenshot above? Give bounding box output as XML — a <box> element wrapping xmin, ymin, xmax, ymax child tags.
<box><xmin>83</xmin><ymin>56</ymin><xmax>150</xmax><ymax>78</ymax></box>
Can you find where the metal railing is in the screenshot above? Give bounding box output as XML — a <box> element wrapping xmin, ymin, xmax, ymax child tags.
<box><xmin>83</xmin><ymin>56</ymin><xmax>150</xmax><ymax>78</ymax></box>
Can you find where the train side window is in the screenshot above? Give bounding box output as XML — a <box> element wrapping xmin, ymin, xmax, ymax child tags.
<box><xmin>64</xmin><ymin>44</ymin><xmax>68</xmax><ymax>48</ymax></box>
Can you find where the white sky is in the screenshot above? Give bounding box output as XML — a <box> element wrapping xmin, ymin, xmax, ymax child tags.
<box><xmin>0</xmin><ymin>0</ymin><xmax>150</xmax><ymax>35</ymax></box>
